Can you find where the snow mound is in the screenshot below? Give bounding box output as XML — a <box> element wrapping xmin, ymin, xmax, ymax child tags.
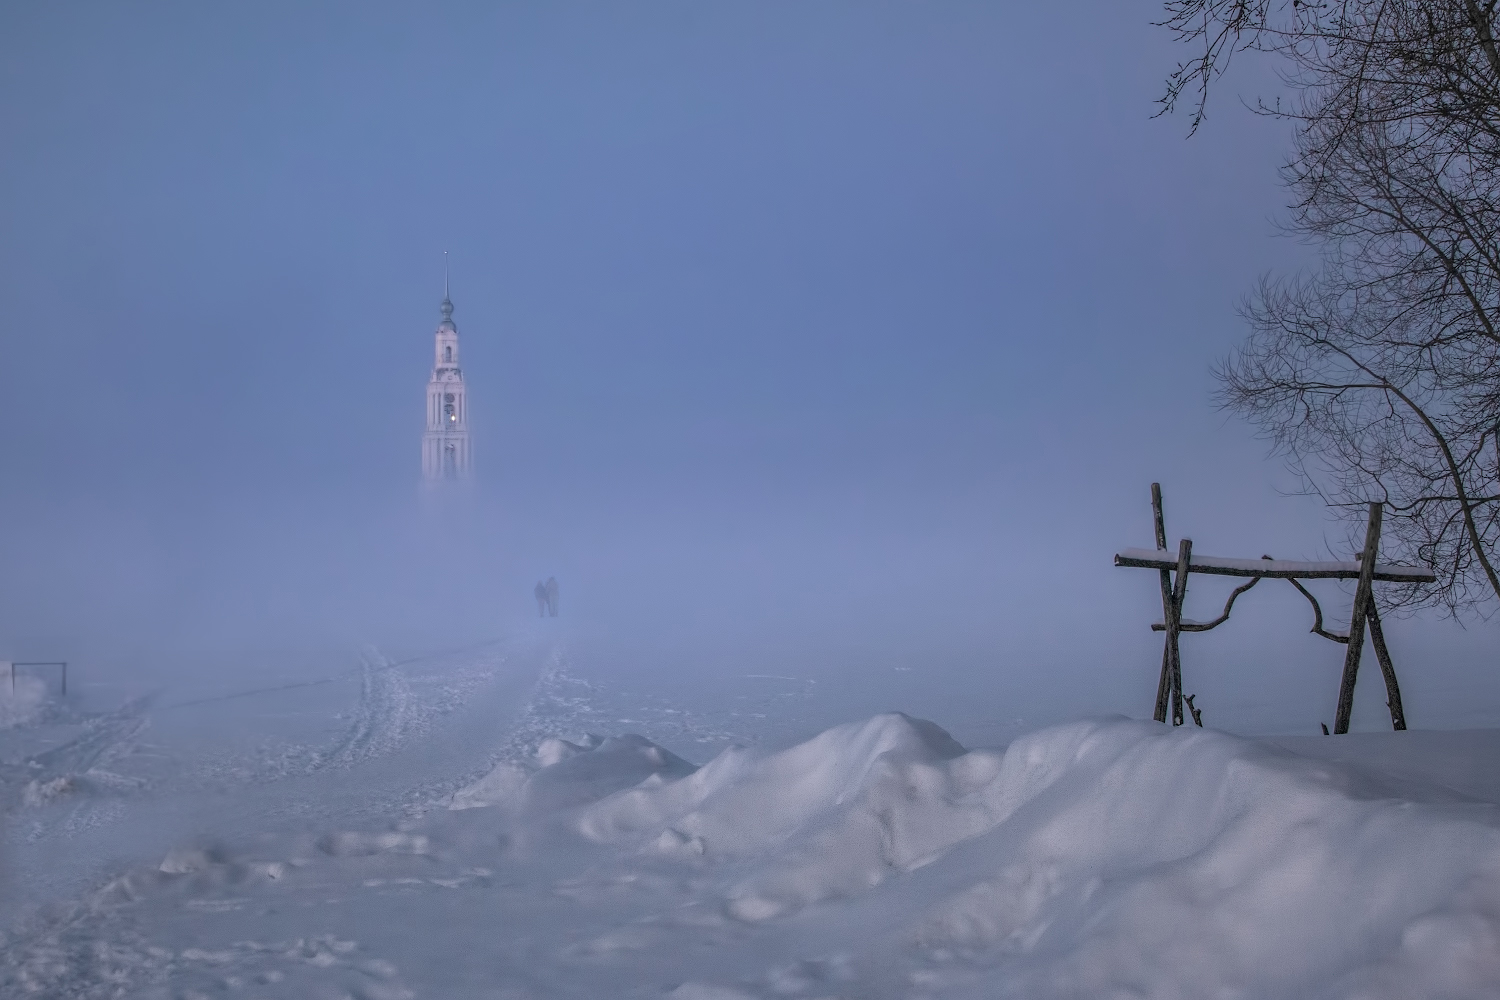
<box><xmin>576</xmin><ymin>712</ymin><xmax>977</xmax><ymax>915</ymax></box>
<box><xmin>450</xmin><ymin>732</ymin><xmax>696</xmax><ymax>814</ymax></box>
<box><xmin>572</xmin><ymin>715</ymin><xmax>1500</xmax><ymax>995</ymax></box>
<box><xmin>157</xmin><ymin>842</ymin><xmax>294</xmax><ymax>887</ymax></box>
<box><xmin>920</xmin><ymin>717</ymin><xmax>1500</xmax><ymax>999</ymax></box>
<box><xmin>160</xmin><ymin>842</ymin><xmax>235</xmax><ymax>874</ymax></box>
<box><xmin>21</xmin><ymin>774</ymin><xmax>79</xmax><ymax>807</ymax></box>
<box><xmin>448</xmin><ymin>761</ymin><xmax>528</xmax><ymax>811</ymax></box>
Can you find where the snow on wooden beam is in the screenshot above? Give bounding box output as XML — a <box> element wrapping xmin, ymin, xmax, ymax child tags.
<box><xmin>1113</xmin><ymin>548</ymin><xmax>1436</xmax><ymax>583</ymax></box>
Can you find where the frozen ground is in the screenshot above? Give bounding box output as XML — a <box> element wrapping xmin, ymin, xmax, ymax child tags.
<box><xmin>2</xmin><ymin>631</ymin><xmax>1499</xmax><ymax>998</ymax></box>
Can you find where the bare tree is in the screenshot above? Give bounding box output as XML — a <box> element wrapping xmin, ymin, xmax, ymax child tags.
<box><xmin>1160</xmin><ymin>1</ymin><xmax>1500</xmax><ymax>613</ymax></box>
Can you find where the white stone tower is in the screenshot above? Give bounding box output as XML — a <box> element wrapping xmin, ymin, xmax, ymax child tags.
<box><xmin>422</xmin><ymin>269</ymin><xmax>472</xmax><ymax>481</ymax></box>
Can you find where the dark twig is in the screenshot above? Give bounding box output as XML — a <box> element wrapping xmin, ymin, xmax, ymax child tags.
<box><xmin>1184</xmin><ymin>693</ymin><xmax>1204</xmax><ymax>727</ymax></box>
<box><xmin>1286</xmin><ymin>577</ymin><xmax>1353</xmax><ymax>642</ymax></box>
<box><xmin>1152</xmin><ymin>574</ymin><xmax>1262</xmax><ymax>632</ymax></box>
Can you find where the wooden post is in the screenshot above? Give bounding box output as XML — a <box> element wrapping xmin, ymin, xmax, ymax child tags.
<box><xmin>1334</xmin><ymin>502</ymin><xmax>1382</xmax><ymax>734</ymax></box>
<box><xmin>1364</xmin><ymin>597</ymin><xmax>1405</xmax><ymax>731</ymax></box>
<box><xmin>1167</xmin><ymin>538</ymin><xmax>1193</xmax><ymax>727</ymax></box>
<box><xmin>1151</xmin><ymin>484</ymin><xmax>1174</xmax><ymax>724</ymax></box>
<box><xmin>1153</xmin><ymin>646</ymin><xmax>1171</xmax><ymax>724</ymax></box>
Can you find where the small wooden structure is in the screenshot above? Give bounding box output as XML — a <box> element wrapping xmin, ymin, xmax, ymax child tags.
<box><xmin>1114</xmin><ymin>485</ymin><xmax>1435</xmax><ymax>733</ymax></box>
<box><xmin>5</xmin><ymin>661</ymin><xmax>67</xmax><ymax>697</ymax></box>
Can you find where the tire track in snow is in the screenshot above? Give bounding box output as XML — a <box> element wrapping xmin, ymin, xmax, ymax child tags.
<box><xmin>0</xmin><ymin>698</ymin><xmax>152</xmax><ymax>820</ymax></box>
<box><xmin>212</xmin><ymin>643</ymin><xmax>499</xmax><ymax>790</ymax></box>
<box><xmin>221</xmin><ymin>647</ymin><xmax>419</xmax><ymax>784</ymax></box>
<box><xmin>0</xmin><ymin>698</ymin><xmax>153</xmax><ymax>862</ymax></box>
<box><xmin>22</xmin><ymin>697</ymin><xmax>152</xmax><ymax>778</ymax></box>
<box><xmin>0</xmin><ymin>642</ymin><xmax>513</xmax><ymax>933</ymax></box>
<box><xmin>309</xmin><ymin>646</ymin><xmax>414</xmax><ymax>772</ymax></box>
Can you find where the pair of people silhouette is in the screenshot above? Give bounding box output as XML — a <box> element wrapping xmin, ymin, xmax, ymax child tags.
<box><xmin>534</xmin><ymin>577</ymin><xmax>559</xmax><ymax>618</ymax></box>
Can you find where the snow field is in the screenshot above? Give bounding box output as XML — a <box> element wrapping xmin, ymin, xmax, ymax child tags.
<box><xmin>4</xmin><ymin>651</ymin><xmax>1500</xmax><ymax>998</ymax></box>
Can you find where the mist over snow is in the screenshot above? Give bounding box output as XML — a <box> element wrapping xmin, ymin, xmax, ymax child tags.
<box><xmin>3</xmin><ymin>1</ymin><xmax>1500</xmax><ymax>997</ymax></box>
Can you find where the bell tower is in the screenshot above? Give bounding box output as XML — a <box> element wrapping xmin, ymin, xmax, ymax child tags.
<box><xmin>422</xmin><ymin>265</ymin><xmax>472</xmax><ymax>481</ymax></box>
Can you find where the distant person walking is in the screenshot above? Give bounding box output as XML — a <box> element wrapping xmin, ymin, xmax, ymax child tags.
<box><xmin>545</xmin><ymin>576</ymin><xmax>559</xmax><ymax>617</ymax></box>
<box><xmin>534</xmin><ymin>580</ymin><xmax>548</xmax><ymax>618</ymax></box>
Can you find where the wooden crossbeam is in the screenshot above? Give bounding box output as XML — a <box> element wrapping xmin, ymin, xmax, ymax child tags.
<box><xmin>1114</xmin><ymin>548</ymin><xmax>1435</xmax><ymax>583</ymax></box>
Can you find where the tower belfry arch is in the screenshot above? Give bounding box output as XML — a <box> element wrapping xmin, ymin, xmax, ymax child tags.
<box><xmin>422</xmin><ymin>258</ymin><xmax>472</xmax><ymax>481</ymax></box>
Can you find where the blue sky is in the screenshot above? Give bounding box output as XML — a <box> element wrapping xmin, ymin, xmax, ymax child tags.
<box><xmin>2</xmin><ymin>2</ymin><xmax>1490</xmax><ymax>735</ymax></box>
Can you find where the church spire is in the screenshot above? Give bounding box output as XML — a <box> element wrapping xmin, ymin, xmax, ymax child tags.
<box><xmin>439</xmin><ymin>251</ymin><xmax>456</xmax><ymax>329</ymax></box>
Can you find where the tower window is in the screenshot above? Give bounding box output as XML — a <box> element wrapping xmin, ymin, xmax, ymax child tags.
<box><xmin>444</xmin><ymin>345</ymin><xmax>453</xmax><ymax>363</ymax></box>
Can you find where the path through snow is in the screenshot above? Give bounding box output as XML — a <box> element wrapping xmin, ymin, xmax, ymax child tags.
<box><xmin>3</xmin><ymin>663</ymin><xmax>1500</xmax><ymax>998</ymax></box>
<box><xmin>0</xmin><ymin>631</ymin><xmax>563</xmax><ymax>930</ymax></box>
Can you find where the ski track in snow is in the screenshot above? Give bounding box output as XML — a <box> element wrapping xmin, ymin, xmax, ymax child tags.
<box><xmin>0</xmin><ymin>639</ymin><xmax>948</xmax><ymax>1000</ymax></box>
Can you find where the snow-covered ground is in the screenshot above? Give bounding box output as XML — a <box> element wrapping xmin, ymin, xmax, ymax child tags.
<box><xmin>3</xmin><ymin>633</ymin><xmax>1499</xmax><ymax>998</ymax></box>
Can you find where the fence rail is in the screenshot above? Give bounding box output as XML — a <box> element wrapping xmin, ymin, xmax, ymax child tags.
<box><xmin>1114</xmin><ymin>548</ymin><xmax>1436</xmax><ymax>583</ymax></box>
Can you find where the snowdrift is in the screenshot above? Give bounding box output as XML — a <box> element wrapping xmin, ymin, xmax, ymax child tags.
<box><xmin>452</xmin><ymin>732</ymin><xmax>698</xmax><ymax>814</ymax></box>
<box><xmin>10</xmin><ymin>709</ymin><xmax>1500</xmax><ymax>998</ymax></box>
<box><xmin>455</xmin><ymin>712</ymin><xmax>1500</xmax><ymax>997</ymax></box>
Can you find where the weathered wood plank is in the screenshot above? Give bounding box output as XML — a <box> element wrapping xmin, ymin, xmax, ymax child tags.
<box><xmin>1115</xmin><ymin>548</ymin><xmax>1434</xmax><ymax>583</ymax></box>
